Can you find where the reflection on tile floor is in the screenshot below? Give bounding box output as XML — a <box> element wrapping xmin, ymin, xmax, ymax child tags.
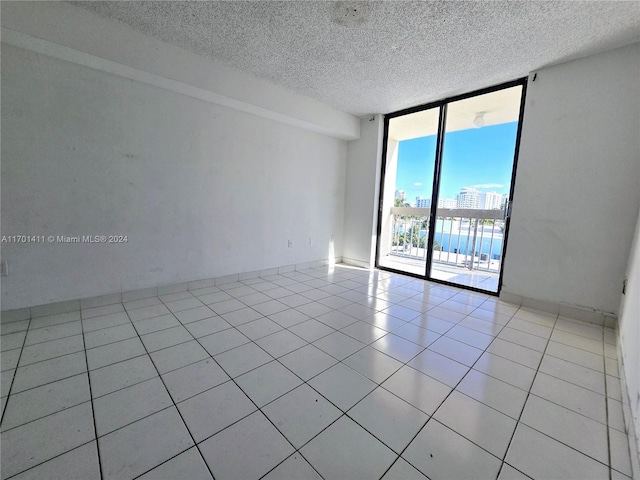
<box><xmin>0</xmin><ymin>265</ymin><xmax>633</xmax><ymax>479</ymax></box>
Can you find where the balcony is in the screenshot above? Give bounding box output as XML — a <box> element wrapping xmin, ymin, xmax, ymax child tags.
<box><xmin>378</xmin><ymin>207</ymin><xmax>506</xmax><ymax>292</ymax></box>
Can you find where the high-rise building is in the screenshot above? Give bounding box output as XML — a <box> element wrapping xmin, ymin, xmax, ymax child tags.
<box><xmin>456</xmin><ymin>187</ymin><xmax>481</xmax><ymax>209</ymax></box>
<box><xmin>438</xmin><ymin>198</ymin><xmax>457</xmax><ymax>209</ymax></box>
<box><xmin>481</xmin><ymin>191</ymin><xmax>503</xmax><ymax>209</ymax></box>
<box><xmin>415</xmin><ymin>196</ymin><xmax>431</xmax><ymax>208</ymax></box>
<box><xmin>395</xmin><ymin>189</ymin><xmax>406</xmax><ymax>202</ymax></box>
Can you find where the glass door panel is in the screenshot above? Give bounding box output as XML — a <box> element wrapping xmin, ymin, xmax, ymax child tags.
<box><xmin>377</xmin><ymin>107</ymin><xmax>440</xmax><ymax>275</ymax></box>
<box><xmin>431</xmin><ymin>85</ymin><xmax>523</xmax><ymax>292</ymax></box>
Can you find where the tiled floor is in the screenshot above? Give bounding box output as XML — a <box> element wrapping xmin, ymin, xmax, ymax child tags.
<box><xmin>0</xmin><ymin>265</ymin><xmax>634</xmax><ymax>479</ymax></box>
<box><xmin>379</xmin><ymin>255</ymin><xmax>500</xmax><ymax>292</ymax></box>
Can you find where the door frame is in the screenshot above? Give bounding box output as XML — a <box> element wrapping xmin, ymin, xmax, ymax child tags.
<box><xmin>374</xmin><ymin>77</ymin><xmax>529</xmax><ymax>296</ymax></box>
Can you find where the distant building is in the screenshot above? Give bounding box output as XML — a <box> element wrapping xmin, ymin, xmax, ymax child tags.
<box><xmin>481</xmin><ymin>191</ymin><xmax>503</xmax><ymax>209</ymax></box>
<box><xmin>438</xmin><ymin>198</ymin><xmax>457</xmax><ymax>209</ymax></box>
<box><xmin>395</xmin><ymin>189</ymin><xmax>406</xmax><ymax>202</ymax></box>
<box><xmin>456</xmin><ymin>187</ymin><xmax>481</xmax><ymax>209</ymax></box>
<box><xmin>415</xmin><ymin>196</ymin><xmax>431</xmax><ymax>208</ymax></box>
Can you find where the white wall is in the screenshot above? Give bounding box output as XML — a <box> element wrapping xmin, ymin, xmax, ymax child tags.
<box><xmin>1</xmin><ymin>27</ymin><xmax>348</xmax><ymax>309</ymax></box>
<box><xmin>342</xmin><ymin>115</ymin><xmax>383</xmax><ymax>267</ymax></box>
<box><xmin>502</xmin><ymin>43</ymin><xmax>640</xmax><ymax>316</ymax></box>
<box><xmin>618</xmin><ymin>210</ymin><xmax>640</xmax><ymax>475</ymax></box>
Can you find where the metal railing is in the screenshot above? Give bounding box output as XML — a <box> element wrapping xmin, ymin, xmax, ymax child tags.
<box><xmin>388</xmin><ymin>207</ymin><xmax>506</xmax><ymax>272</ymax></box>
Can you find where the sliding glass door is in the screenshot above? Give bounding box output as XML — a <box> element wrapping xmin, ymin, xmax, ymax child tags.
<box><xmin>376</xmin><ymin>80</ymin><xmax>526</xmax><ymax>294</ymax></box>
<box><xmin>377</xmin><ymin>107</ymin><xmax>440</xmax><ymax>276</ymax></box>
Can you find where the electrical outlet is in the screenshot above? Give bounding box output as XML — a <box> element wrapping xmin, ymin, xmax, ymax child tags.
<box><xmin>1</xmin><ymin>261</ymin><xmax>8</xmax><ymax>277</ymax></box>
<box><xmin>288</xmin><ymin>240</ymin><xmax>293</xmax><ymax>248</ymax></box>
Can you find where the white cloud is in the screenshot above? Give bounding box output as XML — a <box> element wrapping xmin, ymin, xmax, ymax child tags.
<box><xmin>413</xmin><ymin>182</ymin><xmax>423</xmax><ymax>187</ymax></box>
<box><xmin>471</xmin><ymin>183</ymin><xmax>503</xmax><ymax>189</ymax></box>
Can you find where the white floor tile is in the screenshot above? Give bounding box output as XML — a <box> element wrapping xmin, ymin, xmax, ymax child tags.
<box><xmin>93</xmin><ymin>377</ymin><xmax>173</xmax><ymax>436</ymax></box>
<box><xmin>392</xmin><ymin>323</ymin><xmax>441</xmax><ymax>347</ymax></box>
<box><xmin>19</xmin><ymin>335</ymin><xmax>85</xmax><ymax>367</ymax></box>
<box><xmin>138</xmin><ymin>447</ymin><xmax>213</xmax><ymax>480</ymax></box>
<box><xmin>348</xmin><ymin>387</ymin><xmax>428</xmax><ymax>453</ymax></box>
<box><xmin>268</xmin><ymin>308</ymin><xmax>310</xmax><ymax>328</ymax></box>
<box><xmin>86</xmin><ymin>337</ymin><xmax>146</xmax><ymax>370</ymax></box>
<box><xmin>382</xmin><ymin>365</ymin><xmax>451</xmax><ymax>415</ymax></box>
<box><xmin>473</xmin><ymin>352</ymin><xmax>537</xmax><ymax>391</ymax></box>
<box><xmin>162</xmin><ymin>358</ymin><xmax>229</xmax><ymax>403</ymax></box>
<box><xmin>313</xmin><ymin>331</ymin><xmax>366</xmax><ymax>360</ymax></box>
<box><xmin>214</xmin><ymin>342</ymin><xmax>272</xmax><ymax>378</ymax></box>
<box><xmin>1</xmin><ymin>373</ymin><xmax>90</xmax><ymax>431</ymax></box>
<box><xmin>83</xmin><ymin>322</ymin><xmax>137</xmax><ymax>349</ymax></box>
<box><xmin>371</xmin><ymin>334</ymin><xmax>425</xmax><ymax>363</ymax></box>
<box><xmin>24</xmin><ymin>322</ymin><xmax>81</xmax><ymax>346</ymax></box>
<box><xmin>301</xmin><ymin>416</ymin><xmax>396</xmax><ymax>480</ymax></box>
<box><xmin>9</xmin><ymin>441</ymin><xmax>100</xmax><ymax>480</ymax></box>
<box><xmin>198</xmin><ymin>328</ymin><xmax>250</xmax><ymax>356</ymax></box>
<box><xmin>0</xmin><ymin>402</ymin><xmax>95</xmax><ymax>479</ymax></box>
<box><xmin>255</xmin><ymin>329</ymin><xmax>307</xmax><ymax>358</ymax></box>
<box><xmin>428</xmin><ymin>336</ymin><xmax>483</xmax><ymax>366</ymax></box>
<box><xmin>278</xmin><ymin>344</ymin><xmax>337</xmax><ymax>381</ymax></box>
<box><xmin>262</xmin><ymin>453</ymin><xmax>322</xmax><ymax>480</ymax></box>
<box><xmin>381</xmin><ymin>458</ymin><xmax>428</xmax><ymax>479</ymax></box>
<box><xmin>177</xmin><ymin>380</ymin><xmax>256</xmax><ymax>442</ymax></box>
<box><xmin>498</xmin><ymin>326</ymin><xmax>548</xmax><ymax>352</ymax></box>
<box><xmin>164</xmin><ymin>297</ymin><xmax>204</xmax><ymax>313</ymax></box>
<box><xmin>506</xmin><ymin>423</ymin><xmax>609</xmax><ymax>479</ymax></box>
<box><xmin>497</xmin><ymin>463</ymin><xmax>532</xmax><ymax>479</ymax></box>
<box><xmin>308</xmin><ymin>363</ymin><xmax>376</xmax><ymax>411</ymax></box>
<box><xmin>99</xmin><ymin>407</ymin><xmax>194</xmax><ymax>480</ymax></box>
<box><xmin>434</xmin><ymin>390</ymin><xmax>516</xmax><ymax>458</ymax></box>
<box><xmin>11</xmin><ymin>351</ymin><xmax>86</xmax><ymax>393</ymax></box>
<box><xmin>82</xmin><ymin>312</ymin><xmax>131</xmax><ymax>332</ymax></box>
<box><xmin>343</xmin><ymin>346</ymin><xmax>403</xmax><ymax>384</ymax></box>
<box><xmin>456</xmin><ymin>369</ymin><xmax>528</xmax><ymax>419</ymax></box>
<box><xmin>140</xmin><ymin>326</ymin><xmax>193</xmax><ymax>352</ymax></box>
<box><xmin>403</xmin><ymin>419</ymin><xmax>502</xmax><ymax>479</ymax></box>
<box><xmin>148</xmin><ymin>340</ymin><xmax>208</xmax><ymax>374</ymax></box>
<box><xmin>410</xmin><ymin>313</ymin><xmax>456</xmax><ymax>334</ymax></box>
<box><xmin>262</xmin><ymin>383</ymin><xmax>342</xmax><ymax>448</ymax></box>
<box><xmin>236</xmin><ymin>317</ymin><xmax>283</xmax><ymax>340</ymax></box>
<box><xmin>173</xmin><ymin>306</ymin><xmax>217</xmax><ymax>324</ymax></box>
<box><xmin>610</xmin><ymin>427</ymin><xmax>633</xmax><ymax>476</ymax></box>
<box><xmin>520</xmin><ymin>394</ymin><xmax>608</xmax><ymax>464</ymax></box>
<box><xmin>235</xmin><ymin>360</ymin><xmax>302</xmax><ymax>407</ymax></box>
<box><xmin>289</xmin><ymin>319</ymin><xmax>334</xmax><ymax>343</ymax></box>
<box><xmin>89</xmin><ymin>355</ymin><xmax>157</xmax><ymax>398</ymax></box>
<box><xmin>199</xmin><ymin>411</ymin><xmax>294</xmax><ymax>479</ymax></box>
<box><xmin>544</xmin><ymin>340</ymin><xmax>596</xmax><ymax>370</ymax></box>
<box><xmin>408</xmin><ymin>349</ymin><xmax>469</xmax><ymax>387</ymax></box>
<box><xmin>487</xmin><ymin>338</ymin><xmax>543</xmax><ymax>369</ymax></box>
<box><xmin>530</xmin><ymin>372</ymin><xmax>606</xmax><ymax>423</ymax></box>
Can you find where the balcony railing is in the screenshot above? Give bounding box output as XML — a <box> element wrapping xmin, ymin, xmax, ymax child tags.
<box><xmin>387</xmin><ymin>207</ymin><xmax>506</xmax><ymax>273</ymax></box>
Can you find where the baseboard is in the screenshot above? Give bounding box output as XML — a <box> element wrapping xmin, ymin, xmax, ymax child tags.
<box><xmin>341</xmin><ymin>256</ymin><xmax>372</xmax><ymax>270</ymax></box>
<box><xmin>0</xmin><ymin>256</ymin><xmax>342</xmax><ymax>321</ymax></box>
<box><xmin>499</xmin><ymin>291</ymin><xmax>617</xmax><ymax>328</ymax></box>
<box><xmin>618</xmin><ymin>336</ymin><xmax>640</xmax><ymax>478</ymax></box>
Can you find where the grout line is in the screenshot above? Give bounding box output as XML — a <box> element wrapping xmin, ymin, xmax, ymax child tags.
<box><xmin>495</xmin><ymin>311</ymin><xmax>558</xmax><ymax>478</ymax></box>
<box><xmin>0</xmin><ymin>316</ymin><xmax>32</xmax><ymax>428</ymax></box>
<box><xmin>603</xmin><ymin>326</ymin><xmax>613</xmax><ymax>480</ymax></box>
<box><xmin>78</xmin><ymin>313</ymin><xmax>105</xmax><ymax>479</ymax></box>
<box><xmin>124</xmin><ymin>303</ymin><xmax>218</xmax><ymax>480</ymax></box>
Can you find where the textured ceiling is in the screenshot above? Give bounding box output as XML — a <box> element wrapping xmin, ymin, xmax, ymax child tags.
<box><xmin>71</xmin><ymin>1</ymin><xmax>640</xmax><ymax>117</ymax></box>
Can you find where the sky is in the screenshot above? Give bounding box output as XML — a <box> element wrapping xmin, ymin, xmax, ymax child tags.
<box><xmin>395</xmin><ymin>121</ymin><xmax>519</xmax><ymax>202</ymax></box>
